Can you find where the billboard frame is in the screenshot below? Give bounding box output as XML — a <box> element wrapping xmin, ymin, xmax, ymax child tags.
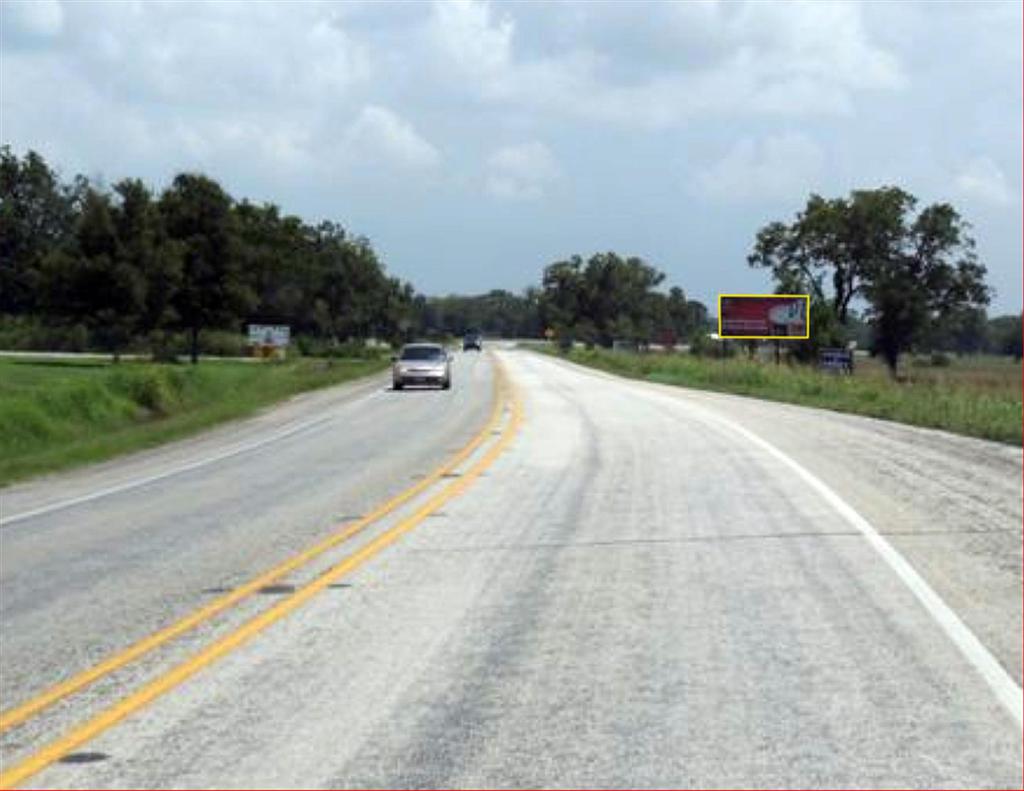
<box><xmin>717</xmin><ymin>293</ymin><xmax>811</xmax><ymax>340</ymax></box>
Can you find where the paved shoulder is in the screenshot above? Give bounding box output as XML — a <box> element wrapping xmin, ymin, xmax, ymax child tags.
<box><xmin>536</xmin><ymin>350</ymin><xmax>1023</xmax><ymax>688</ymax></box>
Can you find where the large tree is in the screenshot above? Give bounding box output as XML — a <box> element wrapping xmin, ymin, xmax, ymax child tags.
<box><xmin>160</xmin><ymin>174</ymin><xmax>254</xmax><ymax>363</ymax></box>
<box><xmin>539</xmin><ymin>255</ymin><xmax>586</xmax><ymax>342</ymax></box>
<box><xmin>539</xmin><ymin>252</ymin><xmax>673</xmax><ymax>348</ymax></box>
<box><xmin>749</xmin><ymin>187</ymin><xmax>990</xmax><ymax>374</ymax></box>
<box><xmin>748</xmin><ymin>188</ymin><xmax>913</xmax><ymax>325</ymax></box>
<box><xmin>864</xmin><ymin>202</ymin><xmax>990</xmax><ymax>372</ymax></box>
<box><xmin>234</xmin><ymin>200</ymin><xmax>312</xmax><ymax>331</ymax></box>
<box><xmin>0</xmin><ymin>148</ymin><xmax>78</xmax><ymax>315</ymax></box>
<box><xmin>113</xmin><ymin>179</ymin><xmax>182</xmax><ymax>340</ymax></box>
<box><xmin>39</xmin><ymin>189</ymin><xmax>146</xmax><ymax>360</ymax></box>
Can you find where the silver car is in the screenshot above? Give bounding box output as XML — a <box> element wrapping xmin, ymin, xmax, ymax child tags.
<box><xmin>392</xmin><ymin>343</ymin><xmax>452</xmax><ymax>390</ymax></box>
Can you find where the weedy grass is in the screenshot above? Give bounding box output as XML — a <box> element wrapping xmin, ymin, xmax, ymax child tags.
<box><xmin>0</xmin><ymin>356</ymin><xmax>388</xmax><ymax>485</ymax></box>
<box><xmin>537</xmin><ymin>346</ymin><xmax>1021</xmax><ymax>445</ymax></box>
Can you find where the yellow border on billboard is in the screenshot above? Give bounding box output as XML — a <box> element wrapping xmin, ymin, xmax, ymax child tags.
<box><xmin>717</xmin><ymin>293</ymin><xmax>811</xmax><ymax>340</ymax></box>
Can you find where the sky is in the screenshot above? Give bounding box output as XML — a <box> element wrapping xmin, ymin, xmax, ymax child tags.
<box><xmin>2</xmin><ymin>0</ymin><xmax>1021</xmax><ymax>313</ymax></box>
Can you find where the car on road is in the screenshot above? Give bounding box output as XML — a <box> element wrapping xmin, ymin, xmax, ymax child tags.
<box><xmin>463</xmin><ymin>331</ymin><xmax>483</xmax><ymax>351</ymax></box>
<box><xmin>392</xmin><ymin>343</ymin><xmax>452</xmax><ymax>390</ymax></box>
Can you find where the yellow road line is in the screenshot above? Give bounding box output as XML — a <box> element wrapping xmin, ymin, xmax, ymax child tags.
<box><xmin>0</xmin><ymin>367</ymin><xmax>506</xmax><ymax>735</ymax></box>
<box><xmin>0</xmin><ymin>370</ymin><xmax>524</xmax><ymax>790</ymax></box>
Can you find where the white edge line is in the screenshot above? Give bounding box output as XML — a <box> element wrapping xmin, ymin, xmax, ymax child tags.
<box><xmin>705</xmin><ymin>406</ymin><xmax>1024</xmax><ymax>729</ymax></box>
<box><xmin>528</xmin><ymin>351</ymin><xmax>1024</xmax><ymax>729</ymax></box>
<box><xmin>1</xmin><ymin>411</ymin><xmax>341</xmax><ymax>528</ymax></box>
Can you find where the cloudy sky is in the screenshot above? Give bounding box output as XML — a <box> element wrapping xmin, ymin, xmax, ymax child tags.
<box><xmin>2</xmin><ymin>0</ymin><xmax>1021</xmax><ymax>312</ymax></box>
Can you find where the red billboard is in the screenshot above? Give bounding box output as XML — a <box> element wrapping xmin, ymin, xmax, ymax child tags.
<box><xmin>718</xmin><ymin>294</ymin><xmax>809</xmax><ymax>339</ymax></box>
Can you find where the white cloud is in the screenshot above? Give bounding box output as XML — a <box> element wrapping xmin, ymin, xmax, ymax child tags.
<box><xmin>955</xmin><ymin>157</ymin><xmax>1015</xmax><ymax>207</ymax></box>
<box><xmin>1</xmin><ymin>0</ymin><xmax>64</xmax><ymax>42</ymax></box>
<box><xmin>485</xmin><ymin>142</ymin><xmax>560</xmax><ymax>199</ymax></box>
<box><xmin>0</xmin><ymin>3</ymin><xmax>383</xmax><ymax>179</ymax></box>
<box><xmin>1</xmin><ymin>1</ymin><xmax>1019</xmax><ymax>310</ymax></box>
<box><xmin>343</xmin><ymin>106</ymin><xmax>441</xmax><ymax>170</ymax></box>
<box><xmin>425</xmin><ymin>0</ymin><xmax>905</xmax><ymax>128</ymax></box>
<box><xmin>429</xmin><ymin>0</ymin><xmax>513</xmax><ymax>78</ymax></box>
<box><xmin>694</xmin><ymin>132</ymin><xmax>825</xmax><ymax>203</ymax></box>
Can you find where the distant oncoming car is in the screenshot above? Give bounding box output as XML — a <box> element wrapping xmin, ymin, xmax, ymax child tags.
<box><xmin>392</xmin><ymin>343</ymin><xmax>452</xmax><ymax>390</ymax></box>
<box><xmin>463</xmin><ymin>331</ymin><xmax>483</xmax><ymax>351</ymax></box>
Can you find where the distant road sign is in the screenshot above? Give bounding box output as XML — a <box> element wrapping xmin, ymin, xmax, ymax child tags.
<box><xmin>247</xmin><ymin>324</ymin><xmax>290</xmax><ymax>347</ymax></box>
<box><xmin>819</xmin><ymin>347</ymin><xmax>854</xmax><ymax>373</ymax></box>
<box><xmin>718</xmin><ymin>294</ymin><xmax>809</xmax><ymax>339</ymax></box>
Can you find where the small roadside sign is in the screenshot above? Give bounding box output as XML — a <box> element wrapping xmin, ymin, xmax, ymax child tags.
<box><xmin>819</xmin><ymin>348</ymin><xmax>854</xmax><ymax>373</ymax></box>
<box><xmin>247</xmin><ymin>324</ymin><xmax>290</xmax><ymax>348</ymax></box>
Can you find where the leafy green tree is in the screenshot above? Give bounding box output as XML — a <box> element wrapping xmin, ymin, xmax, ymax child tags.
<box><xmin>665</xmin><ymin>286</ymin><xmax>710</xmax><ymax>343</ymax></box>
<box><xmin>864</xmin><ymin>202</ymin><xmax>990</xmax><ymax>373</ymax></box>
<box><xmin>580</xmin><ymin>252</ymin><xmax>665</xmax><ymax>346</ymax></box>
<box><xmin>1</xmin><ymin>148</ymin><xmax>414</xmax><ymax>356</ymax></box>
<box><xmin>311</xmin><ymin>226</ymin><xmax>386</xmax><ymax>341</ymax></box>
<box><xmin>540</xmin><ymin>252</ymin><xmax>669</xmax><ymax>347</ymax></box>
<box><xmin>377</xmin><ymin>277</ymin><xmax>417</xmax><ymax>344</ymax></box>
<box><xmin>749</xmin><ymin>188</ymin><xmax>911</xmax><ymax>324</ymax></box>
<box><xmin>518</xmin><ymin>287</ymin><xmax>543</xmax><ymax>337</ymax></box>
<box><xmin>540</xmin><ymin>256</ymin><xmax>586</xmax><ymax>341</ymax></box>
<box><xmin>987</xmin><ymin>314</ymin><xmax>1022</xmax><ymax>359</ymax></box>
<box><xmin>160</xmin><ymin>174</ymin><xmax>254</xmax><ymax>363</ymax></box>
<box><xmin>112</xmin><ymin>179</ymin><xmax>182</xmax><ymax>343</ymax></box>
<box><xmin>234</xmin><ymin>201</ymin><xmax>312</xmax><ymax>331</ymax></box>
<box><xmin>750</xmin><ymin>187</ymin><xmax>990</xmax><ymax>374</ymax></box>
<box><xmin>0</xmin><ymin>148</ymin><xmax>77</xmax><ymax>315</ymax></box>
<box><xmin>39</xmin><ymin>189</ymin><xmax>146</xmax><ymax>360</ymax></box>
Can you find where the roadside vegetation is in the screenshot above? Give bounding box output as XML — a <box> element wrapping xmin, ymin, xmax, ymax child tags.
<box><xmin>526</xmin><ymin>186</ymin><xmax>1019</xmax><ymax>444</ymax></box>
<box><xmin>2</xmin><ymin>147</ymin><xmax>1020</xmax><ymax>477</ymax></box>
<box><xmin>538</xmin><ymin>345</ymin><xmax>1021</xmax><ymax>445</ymax></box>
<box><xmin>1</xmin><ymin>148</ymin><xmax>422</xmax><ymax>361</ymax></box>
<box><xmin>0</xmin><ymin>355</ymin><xmax>387</xmax><ymax>485</ymax></box>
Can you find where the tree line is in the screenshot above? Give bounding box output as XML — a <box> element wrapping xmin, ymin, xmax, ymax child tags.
<box><xmin>538</xmin><ymin>252</ymin><xmax>710</xmax><ymax>348</ymax></box>
<box><xmin>418</xmin><ymin>290</ymin><xmax>543</xmax><ymax>339</ymax></box>
<box><xmin>1</xmin><ymin>147</ymin><xmax>419</xmax><ymax>362</ymax></box>
<box><xmin>748</xmin><ymin>186</ymin><xmax>1020</xmax><ymax>371</ymax></box>
<box><xmin>0</xmin><ymin>148</ymin><xmax>713</xmax><ymax>360</ymax></box>
<box><xmin>526</xmin><ymin>190</ymin><xmax>1019</xmax><ymax>373</ymax></box>
<box><xmin>2</xmin><ymin>149</ymin><xmax>1018</xmax><ymax>369</ymax></box>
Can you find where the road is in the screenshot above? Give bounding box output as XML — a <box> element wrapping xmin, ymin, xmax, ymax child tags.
<box><xmin>0</xmin><ymin>348</ymin><xmax>1020</xmax><ymax>788</ymax></box>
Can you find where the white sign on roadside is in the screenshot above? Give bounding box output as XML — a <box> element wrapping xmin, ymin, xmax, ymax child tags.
<box><xmin>247</xmin><ymin>324</ymin><xmax>291</xmax><ymax>347</ymax></box>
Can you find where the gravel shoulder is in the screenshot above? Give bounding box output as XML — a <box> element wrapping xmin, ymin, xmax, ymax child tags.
<box><xmin>540</xmin><ymin>351</ymin><xmax>1023</xmax><ymax>687</ymax></box>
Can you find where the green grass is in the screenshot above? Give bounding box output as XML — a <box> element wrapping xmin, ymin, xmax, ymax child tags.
<box><xmin>534</xmin><ymin>346</ymin><xmax>1021</xmax><ymax>445</ymax></box>
<box><xmin>0</xmin><ymin>355</ymin><xmax>389</xmax><ymax>486</ymax></box>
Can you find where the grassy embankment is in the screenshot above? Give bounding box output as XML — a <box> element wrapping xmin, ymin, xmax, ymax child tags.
<box><xmin>0</xmin><ymin>355</ymin><xmax>388</xmax><ymax>486</ymax></box>
<box><xmin>535</xmin><ymin>345</ymin><xmax>1021</xmax><ymax>445</ymax></box>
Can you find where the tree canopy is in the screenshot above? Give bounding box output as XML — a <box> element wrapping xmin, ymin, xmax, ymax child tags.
<box><xmin>0</xmin><ymin>147</ymin><xmax>422</xmax><ymax>360</ymax></box>
<box><xmin>749</xmin><ymin>187</ymin><xmax>993</xmax><ymax>372</ymax></box>
<box><xmin>2</xmin><ymin>149</ymin><xmax>1011</xmax><ymax>367</ymax></box>
<box><xmin>539</xmin><ymin>252</ymin><xmax>708</xmax><ymax>348</ymax></box>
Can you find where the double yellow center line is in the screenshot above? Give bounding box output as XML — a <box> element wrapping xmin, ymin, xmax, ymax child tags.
<box><xmin>0</xmin><ymin>361</ymin><xmax>523</xmax><ymax>789</ymax></box>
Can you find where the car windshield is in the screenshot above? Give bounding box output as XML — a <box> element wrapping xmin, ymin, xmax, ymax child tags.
<box><xmin>401</xmin><ymin>347</ymin><xmax>443</xmax><ymax>361</ymax></box>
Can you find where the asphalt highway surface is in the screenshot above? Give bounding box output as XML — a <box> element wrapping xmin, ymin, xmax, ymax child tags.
<box><xmin>1</xmin><ymin>347</ymin><xmax>1020</xmax><ymax>788</ymax></box>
